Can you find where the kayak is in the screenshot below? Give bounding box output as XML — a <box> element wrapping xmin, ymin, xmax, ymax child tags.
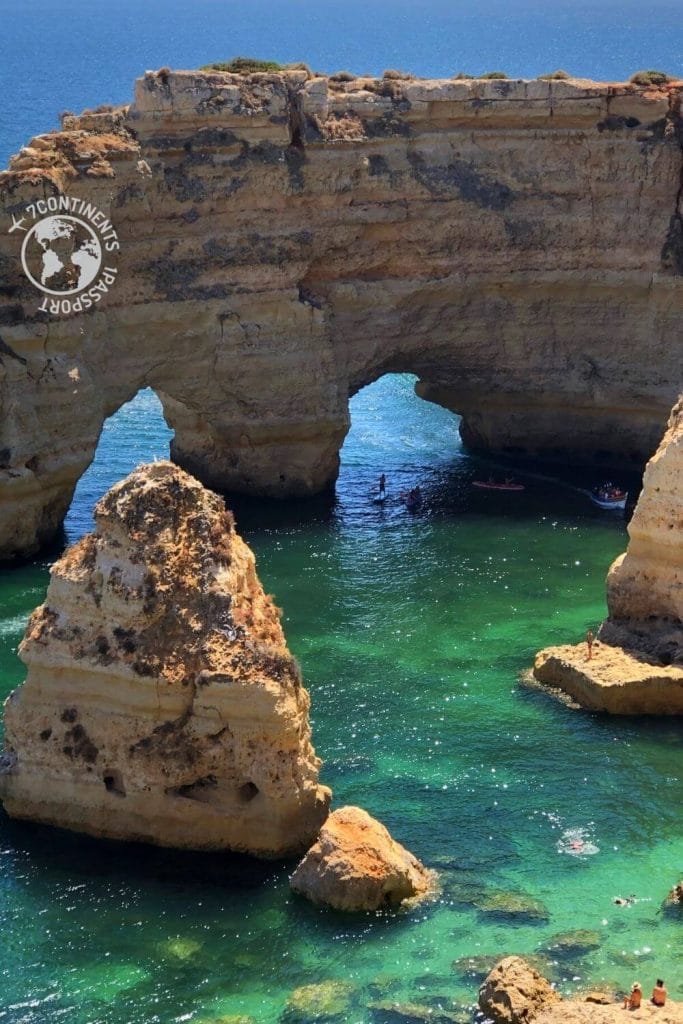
<box><xmin>472</xmin><ymin>480</ymin><xmax>525</xmax><ymax>492</ymax></box>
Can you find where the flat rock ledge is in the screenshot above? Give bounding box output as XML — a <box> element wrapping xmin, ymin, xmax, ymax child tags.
<box><xmin>289</xmin><ymin>805</ymin><xmax>434</xmax><ymax>911</ymax></box>
<box><xmin>532</xmin><ymin>643</ymin><xmax>683</xmax><ymax>714</ymax></box>
<box><xmin>531</xmin><ymin>397</ymin><xmax>683</xmax><ymax>715</ymax></box>
<box><xmin>0</xmin><ymin>461</ymin><xmax>330</xmax><ymax>856</ymax></box>
<box><xmin>480</xmin><ymin>957</ymin><xmax>683</xmax><ymax>1024</ymax></box>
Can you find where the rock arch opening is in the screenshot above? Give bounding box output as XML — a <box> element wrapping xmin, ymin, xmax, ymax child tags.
<box><xmin>64</xmin><ymin>389</ymin><xmax>173</xmax><ymax>542</ymax></box>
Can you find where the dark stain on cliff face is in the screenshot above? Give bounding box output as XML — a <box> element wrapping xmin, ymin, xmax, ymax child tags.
<box><xmin>408</xmin><ymin>153</ymin><xmax>513</xmax><ymax>209</ymax></box>
<box><xmin>365</xmin><ymin>112</ymin><xmax>412</xmax><ymax>139</ymax></box>
<box><xmin>285</xmin><ymin>147</ymin><xmax>306</xmax><ymax>192</ymax></box>
<box><xmin>661</xmin><ymin>212</ymin><xmax>683</xmax><ymax>274</ymax></box>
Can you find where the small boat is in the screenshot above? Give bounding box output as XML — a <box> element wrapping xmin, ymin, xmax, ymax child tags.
<box><xmin>401</xmin><ymin>488</ymin><xmax>423</xmax><ymax>511</ymax></box>
<box><xmin>472</xmin><ymin>479</ymin><xmax>525</xmax><ymax>492</ymax></box>
<box><xmin>590</xmin><ymin>485</ymin><xmax>628</xmax><ymax>510</ymax></box>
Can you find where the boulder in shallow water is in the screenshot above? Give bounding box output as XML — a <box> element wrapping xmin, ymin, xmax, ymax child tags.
<box><xmin>475</xmin><ymin>890</ymin><xmax>550</xmax><ymax>923</ymax></box>
<box><xmin>479</xmin><ymin>956</ymin><xmax>560</xmax><ymax>1024</ymax></box>
<box><xmin>0</xmin><ymin>462</ymin><xmax>330</xmax><ymax>856</ymax></box>
<box><xmin>540</xmin><ymin>929</ymin><xmax>602</xmax><ymax>957</ymax></box>
<box><xmin>282</xmin><ymin>980</ymin><xmax>355</xmax><ymax>1022</ymax></box>
<box><xmin>289</xmin><ymin>805</ymin><xmax>433</xmax><ymax>911</ymax></box>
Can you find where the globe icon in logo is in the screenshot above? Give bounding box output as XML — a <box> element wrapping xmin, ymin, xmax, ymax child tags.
<box><xmin>20</xmin><ymin>214</ymin><xmax>103</xmax><ymax>296</ymax></box>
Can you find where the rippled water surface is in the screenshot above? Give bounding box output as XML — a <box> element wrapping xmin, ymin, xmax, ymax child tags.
<box><xmin>0</xmin><ymin>377</ymin><xmax>681</xmax><ymax>1024</ymax></box>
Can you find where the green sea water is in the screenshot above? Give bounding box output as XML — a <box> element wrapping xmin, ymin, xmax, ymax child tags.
<box><xmin>0</xmin><ymin>376</ymin><xmax>681</xmax><ymax>1024</ymax></box>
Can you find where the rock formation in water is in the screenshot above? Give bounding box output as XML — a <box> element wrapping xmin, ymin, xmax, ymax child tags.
<box><xmin>480</xmin><ymin>957</ymin><xmax>683</xmax><ymax>1024</ymax></box>
<box><xmin>479</xmin><ymin>957</ymin><xmax>560</xmax><ymax>1024</ymax></box>
<box><xmin>289</xmin><ymin>805</ymin><xmax>433</xmax><ymax>910</ymax></box>
<box><xmin>1</xmin><ymin>69</ymin><xmax>682</xmax><ymax>557</ymax></box>
<box><xmin>533</xmin><ymin>398</ymin><xmax>683</xmax><ymax>713</ymax></box>
<box><xmin>0</xmin><ymin>461</ymin><xmax>330</xmax><ymax>855</ymax></box>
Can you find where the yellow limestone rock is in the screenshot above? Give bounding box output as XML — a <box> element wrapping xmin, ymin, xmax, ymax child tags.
<box><xmin>289</xmin><ymin>805</ymin><xmax>433</xmax><ymax>911</ymax></box>
<box><xmin>1</xmin><ymin>72</ymin><xmax>683</xmax><ymax>559</ymax></box>
<box><xmin>480</xmin><ymin>958</ymin><xmax>683</xmax><ymax>1024</ymax></box>
<box><xmin>533</xmin><ymin>397</ymin><xmax>683</xmax><ymax>713</ymax></box>
<box><xmin>479</xmin><ymin>956</ymin><xmax>561</xmax><ymax>1024</ymax></box>
<box><xmin>0</xmin><ymin>462</ymin><xmax>330</xmax><ymax>855</ymax></box>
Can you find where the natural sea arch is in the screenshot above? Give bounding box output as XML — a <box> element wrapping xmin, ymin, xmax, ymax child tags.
<box><xmin>2</xmin><ymin>71</ymin><xmax>682</xmax><ymax>559</ymax></box>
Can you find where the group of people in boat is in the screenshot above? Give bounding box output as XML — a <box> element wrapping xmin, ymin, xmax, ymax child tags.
<box><xmin>594</xmin><ymin>481</ymin><xmax>626</xmax><ymax>502</ymax></box>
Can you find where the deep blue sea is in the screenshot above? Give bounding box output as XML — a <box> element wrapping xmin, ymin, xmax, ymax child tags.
<box><xmin>1</xmin><ymin>0</ymin><xmax>683</xmax><ymax>166</ymax></box>
<box><xmin>1</xmin><ymin>5</ymin><xmax>683</xmax><ymax>1023</ymax></box>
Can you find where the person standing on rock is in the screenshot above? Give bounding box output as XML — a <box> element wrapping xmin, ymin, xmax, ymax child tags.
<box><xmin>379</xmin><ymin>473</ymin><xmax>386</xmax><ymax>498</ymax></box>
<box><xmin>586</xmin><ymin>629</ymin><xmax>594</xmax><ymax>660</ymax></box>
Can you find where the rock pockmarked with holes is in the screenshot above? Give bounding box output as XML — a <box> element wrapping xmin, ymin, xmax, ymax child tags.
<box><xmin>289</xmin><ymin>805</ymin><xmax>434</xmax><ymax>911</ymax></box>
<box><xmin>0</xmin><ymin>461</ymin><xmax>330</xmax><ymax>855</ymax></box>
<box><xmin>479</xmin><ymin>957</ymin><xmax>561</xmax><ymax>1024</ymax></box>
<box><xmin>533</xmin><ymin>397</ymin><xmax>683</xmax><ymax>713</ymax></box>
<box><xmin>1</xmin><ymin>70</ymin><xmax>683</xmax><ymax>560</ymax></box>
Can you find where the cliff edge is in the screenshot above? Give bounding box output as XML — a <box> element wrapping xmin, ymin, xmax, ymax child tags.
<box><xmin>533</xmin><ymin>398</ymin><xmax>683</xmax><ymax>713</ymax></box>
<box><xmin>0</xmin><ymin>461</ymin><xmax>331</xmax><ymax>855</ymax></box>
<box><xmin>1</xmin><ymin>69</ymin><xmax>682</xmax><ymax>557</ymax></box>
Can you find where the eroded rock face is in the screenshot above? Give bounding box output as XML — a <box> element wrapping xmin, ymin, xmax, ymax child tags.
<box><xmin>289</xmin><ymin>805</ymin><xmax>433</xmax><ymax>911</ymax></box>
<box><xmin>0</xmin><ymin>461</ymin><xmax>330</xmax><ymax>855</ymax></box>
<box><xmin>1</xmin><ymin>71</ymin><xmax>682</xmax><ymax>558</ymax></box>
<box><xmin>533</xmin><ymin>397</ymin><xmax>683</xmax><ymax>713</ymax></box>
<box><xmin>479</xmin><ymin>957</ymin><xmax>561</xmax><ymax>1024</ymax></box>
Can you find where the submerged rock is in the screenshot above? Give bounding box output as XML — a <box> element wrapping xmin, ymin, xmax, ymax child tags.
<box><xmin>0</xmin><ymin>462</ymin><xmax>330</xmax><ymax>856</ymax></box>
<box><xmin>475</xmin><ymin>890</ymin><xmax>550</xmax><ymax>923</ymax></box>
<box><xmin>533</xmin><ymin>396</ymin><xmax>683</xmax><ymax>714</ymax></box>
<box><xmin>289</xmin><ymin>805</ymin><xmax>433</xmax><ymax>911</ymax></box>
<box><xmin>479</xmin><ymin>956</ymin><xmax>560</xmax><ymax>1023</ymax></box>
<box><xmin>665</xmin><ymin>880</ymin><xmax>683</xmax><ymax>905</ymax></box>
<box><xmin>540</xmin><ymin>930</ymin><xmax>602</xmax><ymax>957</ymax></box>
<box><xmin>282</xmin><ymin>980</ymin><xmax>355</xmax><ymax>1022</ymax></box>
<box><xmin>368</xmin><ymin>1000</ymin><xmax>468</xmax><ymax>1023</ymax></box>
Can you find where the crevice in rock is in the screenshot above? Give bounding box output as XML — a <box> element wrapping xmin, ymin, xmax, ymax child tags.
<box><xmin>103</xmin><ymin>770</ymin><xmax>126</xmax><ymax>797</ymax></box>
<box><xmin>660</xmin><ymin>89</ymin><xmax>683</xmax><ymax>274</ymax></box>
<box><xmin>286</xmin><ymin>83</ymin><xmax>306</xmax><ymax>151</ymax></box>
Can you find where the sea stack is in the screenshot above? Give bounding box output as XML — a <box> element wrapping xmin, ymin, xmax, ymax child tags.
<box><xmin>0</xmin><ymin>462</ymin><xmax>331</xmax><ymax>855</ymax></box>
<box><xmin>533</xmin><ymin>397</ymin><xmax>683</xmax><ymax>713</ymax></box>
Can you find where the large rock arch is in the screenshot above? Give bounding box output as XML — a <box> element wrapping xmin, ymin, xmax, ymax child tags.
<box><xmin>1</xmin><ymin>69</ymin><xmax>682</xmax><ymax>558</ymax></box>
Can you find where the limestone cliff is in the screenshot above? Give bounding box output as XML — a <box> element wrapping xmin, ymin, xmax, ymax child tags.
<box><xmin>0</xmin><ymin>461</ymin><xmax>331</xmax><ymax>854</ymax></box>
<box><xmin>1</xmin><ymin>70</ymin><xmax>683</xmax><ymax>557</ymax></box>
<box><xmin>533</xmin><ymin>398</ymin><xmax>683</xmax><ymax>713</ymax></box>
<box><xmin>480</xmin><ymin>958</ymin><xmax>683</xmax><ymax>1024</ymax></box>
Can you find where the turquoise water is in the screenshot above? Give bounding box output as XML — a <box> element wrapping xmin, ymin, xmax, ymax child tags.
<box><xmin>1</xmin><ymin>377</ymin><xmax>681</xmax><ymax>1023</ymax></box>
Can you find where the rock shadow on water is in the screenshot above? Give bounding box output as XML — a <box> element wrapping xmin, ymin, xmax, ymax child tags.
<box><xmin>0</xmin><ymin>813</ymin><xmax>284</xmax><ymax>892</ymax></box>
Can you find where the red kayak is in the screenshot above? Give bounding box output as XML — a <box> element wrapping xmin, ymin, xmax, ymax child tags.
<box><xmin>472</xmin><ymin>480</ymin><xmax>525</xmax><ymax>492</ymax></box>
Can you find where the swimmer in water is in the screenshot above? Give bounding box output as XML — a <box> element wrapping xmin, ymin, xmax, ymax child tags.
<box><xmin>614</xmin><ymin>894</ymin><xmax>636</xmax><ymax>906</ymax></box>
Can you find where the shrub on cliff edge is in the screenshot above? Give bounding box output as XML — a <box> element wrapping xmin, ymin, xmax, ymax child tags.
<box><xmin>629</xmin><ymin>69</ymin><xmax>670</xmax><ymax>86</ymax></box>
<box><xmin>539</xmin><ymin>69</ymin><xmax>570</xmax><ymax>80</ymax></box>
<box><xmin>201</xmin><ymin>57</ymin><xmax>283</xmax><ymax>74</ymax></box>
<box><xmin>478</xmin><ymin>71</ymin><xmax>509</xmax><ymax>79</ymax></box>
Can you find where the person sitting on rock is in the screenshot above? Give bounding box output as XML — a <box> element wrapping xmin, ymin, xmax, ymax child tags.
<box><xmin>651</xmin><ymin>979</ymin><xmax>667</xmax><ymax>1007</ymax></box>
<box><xmin>623</xmin><ymin>982</ymin><xmax>642</xmax><ymax>1009</ymax></box>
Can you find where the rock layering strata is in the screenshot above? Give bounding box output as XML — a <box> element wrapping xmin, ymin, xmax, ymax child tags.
<box><xmin>289</xmin><ymin>805</ymin><xmax>433</xmax><ymax>910</ymax></box>
<box><xmin>533</xmin><ymin>398</ymin><xmax>683</xmax><ymax>713</ymax></box>
<box><xmin>0</xmin><ymin>462</ymin><xmax>330</xmax><ymax>855</ymax></box>
<box><xmin>480</xmin><ymin>957</ymin><xmax>683</xmax><ymax>1024</ymax></box>
<box><xmin>1</xmin><ymin>71</ymin><xmax>683</xmax><ymax>558</ymax></box>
